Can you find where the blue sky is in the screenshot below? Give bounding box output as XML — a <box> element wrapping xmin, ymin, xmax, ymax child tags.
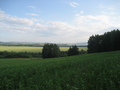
<box><xmin>0</xmin><ymin>0</ymin><xmax>120</xmax><ymax>43</ymax></box>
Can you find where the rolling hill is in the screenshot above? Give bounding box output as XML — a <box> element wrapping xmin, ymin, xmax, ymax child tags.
<box><xmin>0</xmin><ymin>51</ymin><xmax>120</xmax><ymax>90</ymax></box>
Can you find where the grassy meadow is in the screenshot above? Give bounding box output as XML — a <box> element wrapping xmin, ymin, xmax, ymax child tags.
<box><xmin>0</xmin><ymin>46</ymin><xmax>87</xmax><ymax>52</ymax></box>
<box><xmin>0</xmin><ymin>51</ymin><xmax>120</xmax><ymax>90</ymax></box>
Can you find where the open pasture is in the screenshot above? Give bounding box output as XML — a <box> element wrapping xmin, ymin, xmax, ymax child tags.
<box><xmin>0</xmin><ymin>46</ymin><xmax>87</xmax><ymax>52</ymax></box>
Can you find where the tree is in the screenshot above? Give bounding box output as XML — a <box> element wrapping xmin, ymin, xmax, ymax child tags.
<box><xmin>88</xmin><ymin>35</ymin><xmax>95</xmax><ymax>53</ymax></box>
<box><xmin>67</xmin><ymin>45</ymin><xmax>79</xmax><ymax>56</ymax></box>
<box><xmin>42</xmin><ymin>44</ymin><xmax>60</xmax><ymax>58</ymax></box>
<box><xmin>88</xmin><ymin>29</ymin><xmax>120</xmax><ymax>53</ymax></box>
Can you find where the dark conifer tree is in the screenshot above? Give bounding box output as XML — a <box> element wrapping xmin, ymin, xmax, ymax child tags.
<box><xmin>88</xmin><ymin>29</ymin><xmax>120</xmax><ymax>53</ymax></box>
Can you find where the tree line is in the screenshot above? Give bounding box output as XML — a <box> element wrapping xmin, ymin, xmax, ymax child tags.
<box><xmin>88</xmin><ymin>29</ymin><xmax>120</xmax><ymax>53</ymax></box>
<box><xmin>42</xmin><ymin>44</ymin><xmax>86</xmax><ymax>58</ymax></box>
<box><xmin>0</xmin><ymin>51</ymin><xmax>42</xmax><ymax>58</ymax></box>
<box><xmin>0</xmin><ymin>45</ymin><xmax>86</xmax><ymax>58</ymax></box>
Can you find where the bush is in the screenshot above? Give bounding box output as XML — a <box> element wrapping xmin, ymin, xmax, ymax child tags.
<box><xmin>60</xmin><ymin>51</ymin><xmax>67</xmax><ymax>57</ymax></box>
<box><xmin>80</xmin><ymin>49</ymin><xmax>87</xmax><ymax>54</ymax></box>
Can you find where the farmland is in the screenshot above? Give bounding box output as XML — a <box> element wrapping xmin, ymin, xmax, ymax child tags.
<box><xmin>0</xmin><ymin>46</ymin><xmax>87</xmax><ymax>52</ymax></box>
<box><xmin>0</xmin><ymin>51</ymin><xmax>120</xmax><ymax>90</ymax></box>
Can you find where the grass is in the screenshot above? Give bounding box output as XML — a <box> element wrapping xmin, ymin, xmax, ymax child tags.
<box><xmin>0</xmin><ymin>51</ymin><xmax>120</xmax><ymax>90</ymax></box>
<box><xmin>0</xmin><ymin>46</ymin><xmax>87</xmax><ymax>52</ymax></box>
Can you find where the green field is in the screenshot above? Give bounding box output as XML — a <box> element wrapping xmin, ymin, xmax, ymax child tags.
<box><xmin>0</xmin><ymin>51</ymin><xmax>120</xmax><ymax>90</ymax></box>
<box><xmin>0</xmin><ymin>46</ymin><xmax>87</xmax><ymax>52</ymax></box>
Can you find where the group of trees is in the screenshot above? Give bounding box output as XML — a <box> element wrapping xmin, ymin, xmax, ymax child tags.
<box><xmin>88</xmin><ymin>29</ymin><xmax>120</xmax><ymax>53</ymax></box>
<box><xmin>67</xmin><ymin>45</ymin><xmax>79</xmax><ymax>56</ymax></box>
<box><xmin>42</xmin><ymin>44</ymin><xmax>86</xmax><ymax>58</ymax></box>
<box><xmin>0</xmin><ymin>44</ymin><xmax>86</xmax><ymax>58</ymax></box>
<box><xmin>42</xmin><ymin>44</ymin><xmax>60</xmax><ymax>58</ymax></box>
<box><xmin>0</xmin><ymin>51</ymin><xmax>41</xmax><ymax>58</ymax></box>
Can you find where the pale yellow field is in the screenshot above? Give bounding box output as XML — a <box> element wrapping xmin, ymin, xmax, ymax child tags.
<box><xmin>0</xmin><ymin>46</ymin><xmax>87</xmax><ymax>52</ymax></box>
<box><xmin>60</xmin><ymin>47</ymin><xmax>87</xmax><ymax>51</ymax></box>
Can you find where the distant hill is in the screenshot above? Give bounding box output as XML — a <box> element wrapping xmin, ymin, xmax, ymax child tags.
<box><xmin>0</xmin><ymin>42</ymin><xmax>44</xmax><ymax>47</ymax></box>
<box><xmin>0</xmin><ymin>42</ymin><xmax>87</xmax><ymax>47</ymax></box>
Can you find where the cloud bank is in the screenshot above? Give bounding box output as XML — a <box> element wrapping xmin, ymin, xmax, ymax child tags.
<box><xmin>0</xmin><ymin>9</ymin><xmax>120</xmax><ymax>43</ymax></box>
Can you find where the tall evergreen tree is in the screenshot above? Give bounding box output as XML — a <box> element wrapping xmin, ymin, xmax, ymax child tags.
<box><xmin>88</xmin><ymin>35</ymin><xmax>95</xmax><ymax>53</ymax></box>
<box><xmin>88</xmin><ymin>29</ymin><xmax>120</xmax><ymax>53</ymax></box>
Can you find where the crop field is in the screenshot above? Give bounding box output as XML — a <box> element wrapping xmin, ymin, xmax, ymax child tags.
<box><xmin>0</xmin><ymin>46</ymin><xmax>87</xmax><ymax>52</ymax></box>
<box><xmin>0</xmin><ymin>51</ymin><xmax>120</xmax><ymax>90</ymax></box>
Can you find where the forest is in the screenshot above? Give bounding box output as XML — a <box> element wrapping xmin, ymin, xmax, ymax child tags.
<box><xmin>88</xmin><ymin>29</ymin><xmax>120</xmax><ymax>53</ymax></box>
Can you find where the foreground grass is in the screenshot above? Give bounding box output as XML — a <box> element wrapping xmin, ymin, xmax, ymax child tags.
<box><xmin>0</xmin><ymin>51</ymin><xmax>120</xmax><ymax>90</ymax></box>
<box><xmin>0</xmin><ymin>46</ymin><xmax>87</xmax><ymax>52</ymax></box>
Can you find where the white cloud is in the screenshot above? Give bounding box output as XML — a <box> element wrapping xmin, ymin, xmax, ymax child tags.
<box><xmin>75</xmin><ymin>13</ymin><xmax>120</xmax><ymax>34</ymax></box>
<box><xmin>101</xmin><ymin>11</ymin><xmax>117</xmax><ymax>15</ymax></box>
<box><xmin>110</xmin><ymin>12</ymin><xmax>116</xmax><ymax>15</ymax></box>
<box><xmin>26</xmin><ymin>13</ymin><xmax>39</xmax><ymax>16</ymax></box>
<box><xmin>0</xmin><ymin>9</ymin><xmax>120</xmax><ymax>43</ymax></box>
<box><xmin>98</xmin><ymin>4</ymin><xmax>115</xmax><ymax>10</ymax></box>
<box><xmin>28</xmin><ymin>5</ymin><xmax>41</xmax><ymax>13</ymax></box>
<box><xmin>69</xmin><ymin>2</ymin><xmax>79</xmax><ymax>8</ymax></box>
<box><xmin>0</xmin><ymin>10</ymin><xmax>36</xmax><ymax>33</ymax></box>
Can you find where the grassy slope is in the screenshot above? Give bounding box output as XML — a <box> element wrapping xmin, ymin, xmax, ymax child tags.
<box><xmin>0</xmin><ymin>46</ymin><xmax>87</xmax><ymax>52</ymax></box>
<box><xmin>0</xmin><ymin>51</ymin><xmax>120</xmax><ymax>90</ymax></box>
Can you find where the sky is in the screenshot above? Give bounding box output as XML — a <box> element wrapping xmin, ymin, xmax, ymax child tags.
<box><xmin>0</xmin><ymin>0</ymin><xmax>120</xmax><ymax>43</ymax></box>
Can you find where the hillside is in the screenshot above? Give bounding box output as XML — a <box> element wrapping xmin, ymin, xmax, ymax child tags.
<box><xmin>0</xmin><ymin>51</ymin><xmax>120</xmax><ymax>90</ymax></box>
